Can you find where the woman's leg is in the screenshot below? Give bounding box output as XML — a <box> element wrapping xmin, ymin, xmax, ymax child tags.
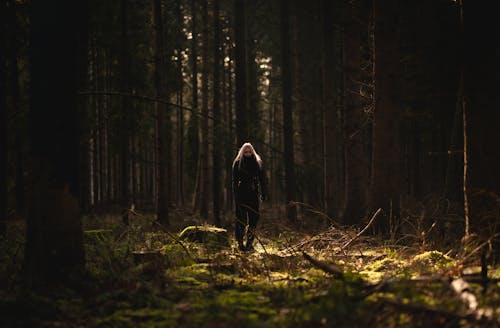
<box><xmin>246</xmin><ymin>196</ymin><xmax>260</xmax><ymax>250</ymax></box>
<box><xmin>235</xmin><ymin>202</ymin><xmax>246</xmax><ymax>249</ymax></box>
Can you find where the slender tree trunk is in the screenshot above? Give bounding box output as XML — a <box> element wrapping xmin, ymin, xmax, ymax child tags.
<box><xmin>322</xmin><ymin>0</ymin><xmax>341</xmax><ymax>220</ymax></box>
<box><xmin>370</xmin><ymin>0</ymin><xmax>401</xmax><ymax>234</ymax></box>
<box><xmin>463</xmin><ymin>0</ymin><xmax>500</xmax><ymax>238</ymax></box>
<box><xmin>25</xmin><ymin>0</ymin><xmax>86</xmax><ymax>282</ymax></box>
<box><xmin>0</xmin><ymin>0</ymin><xmax>7</xmax><ymax>235</ymax></box>
<box><xmin>93</xmin><ymin>119</ymin><xmax>100</xmax><ymax>208</ymax></box>
<box><xmin>8</xmin><ymin>0</ymin><xmax>25</xmax><ymax>216</ymax></box>
<box><xmin>225</xmin><ymin>42</ymin><xmax>234</xmax><ymax>212</ymax></box>
<box><xmin>153</xmin><ymin>0</ymin><xmax>169</xmax><ymax>226</ymax></box>
<box><xmin>343</xmin><ymin>0</ymin><xmax>369</xmax><ymax>225</ymax></box>
<box><xmin>190</xmin><ymin>0</ymin><xmax>201</xmax><ymax>210</ymax></box>
<box><xmin>120</xmin><ymin>0</ymin><xmax>131</xmax><ymax>223</ymax></box>
<box><xmin>212</xmin><ymin>0</ymin><xmax>222</xmax><ymax>226</ymax></box>
<box><xmin>176</xmin><ymin>0</ymin><xmax>185</xmax><ymax>206</ymax></box>
<box><xmin>234</xmin><ymin>0</ymin><xmax>248</xmax><ymax>146</ymax></box>
<box><xmin>281</xmin><ymin>0</ymin><xmax>297</xmax><ymax>222</ymax></box>
<box><xmin>199</xmin><ymin>0</ymin><xmax>210</xmax><ymax>220</ymax></box>
<box><xmin>246</xmin><ymin>0</ymin><xmax>260</xmax><ymax>143</ymax></box>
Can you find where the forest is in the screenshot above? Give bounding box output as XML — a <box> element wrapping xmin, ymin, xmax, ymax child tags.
<box><xmin>1</xmin><ymin>0</ymin><xmax>500</xmax><ymax>326</ymax></box>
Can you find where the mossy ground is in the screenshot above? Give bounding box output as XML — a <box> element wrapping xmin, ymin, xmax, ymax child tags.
<box><xmin>1</xmin><ymin>211</ymin><xmax>500</xmax><ymax>327</ymax></box>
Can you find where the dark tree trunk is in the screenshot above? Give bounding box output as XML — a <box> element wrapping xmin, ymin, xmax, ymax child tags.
<box><xmin>8</xmin><ymin>0</ymin><xmax>25</xmax><ymax>216</ymax></box>
<box><xmin>25</xmin><ymin>0</ymin><xmax>86</xmax><ymax>282</ymax></box>
<box><xmin>153</xmin><ymin>0</ymin><xmax>169</xmax><ymax>226</ymax></box>
<box><xmin>463</xmin><ymin>1</ymin><xmax>500</xmax><ymax>237</ymax></box>
<box><xmin>0</xmin><ymin>0</ymin><xmax>7</xmax><ymax>235</ymax></box>
<box><xmin>322</xmin><ymin>0</ymin><xmax>341</xmax><ymax>221</ymax></box>
<box><xmin>120</xmin><ymin>0</ymin><xmax>131</xmax><ymax>223</ymax></box>
<box><xmin>225</xmin><ymin>40</ymin><xmax>235</xmax><ymax>212</ymax></box>
<box><xmin>246</xmin><ymin>0</ymin><xmax>260</xmax><ymax>143</ymax></box>
<box><xmin>176</xmin><ymin>0</ymin><xmax>185</xmax><ymax>206</ymax></box>
<box><xmin>234</xmin><ymin>0</ymin><xmax>248</xmax><ymax>146</ymax></box>
<box><xmin>199</xmin><ymin>0</ymin><xmax>210</xmax><ymax>220</ymax></box>
<box><xmin>189</xmin><ymin>0</ymin><xmax>201</xmax><ymax>210</ymax></box>
<box><xmin>343</xmin><ymin>0</ymin><xmax>370</xmax><ymax>225</ymax></box>
<box><xmin>370</xmin><ymin>0</ymin><xmax>401</xmax><ymax>234</ymax></box>
<box><xmin>212</xmin><ymin>0</ymin><xmax>222</xmax><ymax>226</ymax></box>
<box><xmin>281</xmin><ymin>0</ymin><xmax>297</xmax><ymax>222</ymax></box>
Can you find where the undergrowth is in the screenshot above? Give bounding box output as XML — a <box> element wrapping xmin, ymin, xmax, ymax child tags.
<box><xmin>1</xmin><ymin>209</ymin><xmax>500</xmax><ymax>327</ymax></box>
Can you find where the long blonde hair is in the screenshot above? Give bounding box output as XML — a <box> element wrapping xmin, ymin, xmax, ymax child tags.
<box><xmin>233</xmin><ymin>142</ymin><xmax>262</xmax><ymax>168</ymax></box>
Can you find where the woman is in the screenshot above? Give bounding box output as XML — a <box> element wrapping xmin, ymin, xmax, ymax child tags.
<box><xmin>232</xmin><ymin>143</ymin><xmax>267</xmax><ymax>251</ymax></box>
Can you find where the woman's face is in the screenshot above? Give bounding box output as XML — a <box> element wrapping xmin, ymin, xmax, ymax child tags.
<box><xmin>243</xmin><ymin>147</ymin><xmax>252</xmax><ymax>158</ymax></box>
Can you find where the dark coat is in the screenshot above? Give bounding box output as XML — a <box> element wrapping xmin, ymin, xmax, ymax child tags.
<box><xmin>232</xmin><ymin>156</ymin><xmax>267</xmax><ymax>202</ymax></box>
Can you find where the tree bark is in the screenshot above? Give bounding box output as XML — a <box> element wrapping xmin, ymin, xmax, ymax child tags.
<box><xmin>281</xmin><ymin>0</ymin><xmax>297</xmax><ymax>222</ymax></box>
<box><xmin>234</xmin><ymin>0</ymin><xmax>248</xmax><ymax>146</ymax></box>
<box><xmin>343</xmin><ymin>0</ymin><xmax>370</xmax><ymax>225</ymax></box>
<box><xmin>120</xmin><ymin>0</ymin><xmax>131</xmax><ymax>223</ymax></box>
<box><xmin>176</xmin><ymin>0</ymin><xmax>185</xmax><ymax>206</ymax></box>
<box><xmin>322</xmin><ymin>0</ymin><xmax>341</xmax><ymax>221</ymax></box>
<box><xmin>225</xmin><ymin>38</ymin><xmax>235</xmax><ymax>212</ymax></box>
<box><xmin>189</xmin><ymin>0</ymin><xmax>201</xmax><ymax>211</ymax></box>
<box><xmin>199</xmin><ymin>0</ymin><xmax>210</xmax><ymax>220</ymax></box>
<box><xmin>246</xmin><ymin>0</ymin><xmax>260</xmax><ymax>143</ymax></box>
<box><xmin>370</xmin><ymin>0</ymin><xmax>401</xmax><ymax>234</ymax></box>
<box><xmin>153</xmin><ymin>0</ymin><xmax>170</xmax><ymax>226</ymax></box>
<box><xmin>7</xmin><ymin>0</ymin><xmax>25</xmax><ymax>217</ymax></box>
<box><xmin>463</xmin><ymin>0</ymin><xmax>500</xmax><ymax>238</ymax></box>
<box><xmin>212</xmin><ymin>0</ymin><xmax>222</xmax><ymax>226</ymax></box>
<box><xmin>25</xmin><ymin>0</ymin><xmax>86</xmax><ymax>282</ymax></box>
<box><xmin>0</xmin><ymin>0</ymin><xmax>7</xmax><ymax>235</ymax></box>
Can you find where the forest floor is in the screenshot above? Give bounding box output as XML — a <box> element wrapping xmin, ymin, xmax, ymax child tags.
<box><xmin>2</xmin><ymin>206</ymin><xmax>500</xmax><ymax>327</ymax></box>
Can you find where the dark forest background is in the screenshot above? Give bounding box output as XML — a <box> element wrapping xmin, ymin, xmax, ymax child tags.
<box><xmin>0</xmin><ymin>0</ymin><xmax>499</xmax><ymax>282</ymax></box>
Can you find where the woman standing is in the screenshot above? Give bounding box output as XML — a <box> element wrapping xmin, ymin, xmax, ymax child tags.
<box><xmin>232</xmin><ymin>143</ymin><xmax>267</xmax><ymax>251</ymax></box>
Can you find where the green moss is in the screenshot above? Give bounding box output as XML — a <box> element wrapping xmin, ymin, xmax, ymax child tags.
<box><xmin>364</xmin><ymin>257</ymin><xmax>404</xmax><ymax>273</ymax></box>
<box><xmin>410</xmin><ymin>250</ymin><xmax>456</xmax><ymax>273</ymax></box>
<box><xmin>95</xmin><ymin>308</ymin><xmax>179</xmax><ymax>327</ymax></box>
<box><xmin>179</xmin><ymin>225</ymin><xmax>230</xmax><ymax>248</ymax></box>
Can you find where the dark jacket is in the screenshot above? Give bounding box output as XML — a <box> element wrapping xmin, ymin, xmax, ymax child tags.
<box><xmin>232</xmin><ymin>156</ymin><xmax>267</xmax><ymax>201</ymax></box>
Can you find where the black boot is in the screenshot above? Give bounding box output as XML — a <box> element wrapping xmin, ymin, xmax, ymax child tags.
<box><xmin>237</xmin><ymin>239</ymin><xmax>245</xmax><ymax>251</ymax></box>
<box><xmin>245</xmin><ymin>234</ymin><xmax>255</xmax><ymax>252</ymax></box>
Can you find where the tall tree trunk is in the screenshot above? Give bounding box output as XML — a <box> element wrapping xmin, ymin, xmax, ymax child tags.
<box><xmin>225</xmin><ymin>42</ymin><xmax>235</xmax><ymax>212</ymax></box>
<box><xmin>234</xmin><ymin>0</ymin><xmax>248</xmax><ymax>146</ymax></box>
<box><xmin>199</xmin><ymin>0</ymin><xmax>210</xmax><ymax>220</ymax></box>
<box><xmin>189</xmin><ymin>0</ymin><xmax>201</xmax><ymax>210</ymax></box>
<box><xmin>153</xmin><ymin>0</ymin><xmax>170</xmax><ymax>226</ymax></box>
<box><xmin>25</xmin><ymin>0</ymin><xmax>86</xmax><ymax>282</ymax></box>
<box><xmin>463</xmin><ymin>0</ymin><xmax>500</xmax><ymax>238</ymax></box>
<box><xmin>176</xmin><ymin>0</ymin><xmax>185</xmax><ymax>206</ymax></box>
<box><xmin>343</xmin><ymin>0</ymin><xmax>369</xmax><ymax>225</ymax></box>
<box><xmin>322</xmin><ymin>0</ymin><xmax>341</xmax><ymax>220</ymax></box>
<box><xmin>0</xmin><ymin>0</ymin><xmax>7</xmax><ymax>235</ymax></box>
<box><xmin>120</xmin><ymin>0</ymin><xmax>131</xmax><ymax>223</ymax></box>
<box><xmin>281</xmin><ymin>0</ymin><xmax>297</xmax><ymax>222</ymax></box>
<box><xmin>370</xmin><ymin>0</ymin><xmax>401</xmax><ymax>234</ymax></box>
<box><xmin>212</xmin><ymin>0</ymin><xmax>222</xmax><ymax>226</ymax></box>
<box><xmin>8</xmin><ymin>0</ymin><xmax>25</xmax><ymax>216</ymax></box>
<box><xmin>246</xmin><ymin>0</ymin><xmax>260</xmax><ymax>144</ymax></box>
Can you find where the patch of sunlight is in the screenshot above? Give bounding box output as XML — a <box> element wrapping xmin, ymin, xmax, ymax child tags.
<box><xmin>410</xmin><ymin>250</ymin><xmax>456</xmax><ymax>273</ymax></box>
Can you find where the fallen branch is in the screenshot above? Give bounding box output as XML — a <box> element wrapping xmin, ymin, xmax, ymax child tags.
<box><xmin>450</xmin><ymin>278</ymin><xmax>478</xmax><ymax>311</ymax></box>
<box><xmin>341</xmin><ymin>208</ymin><xmax>382</xmax><ymax>250</ymax></box>
<box><xmin>127</xmin><ymin>207</ymin><xmax>194</xmax><ymax>261</ymax></box>
<box><xmin>303</xmin><ymin>252</ymin><xmax>344</xmax><ymax>279</ymax></box>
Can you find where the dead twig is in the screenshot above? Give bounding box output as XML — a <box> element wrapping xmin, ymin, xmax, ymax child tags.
<box><xmin>302</xmin><ymin>252</ymin><xmax>344</xmax><ymax>280</ymax></box>
<box><xmin>128</xmin><ymin>207</ymin><xmax>194</xmax><ymax>261</ymax></box>
<box><xmin>341</xmin><ymin>208</ymin><xmax>382</xmax><ymax>251</ymax></box>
